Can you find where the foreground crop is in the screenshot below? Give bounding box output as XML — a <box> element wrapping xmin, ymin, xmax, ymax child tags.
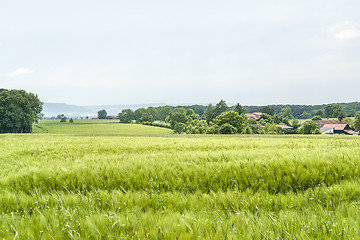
<box><xmin>1</xmin><ymin>135</ymin><xmax>360</xmax><ymax>239</ymax></box>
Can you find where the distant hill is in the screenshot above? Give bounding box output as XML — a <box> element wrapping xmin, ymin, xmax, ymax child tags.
<box><xmin>43</xmin><ymin>101</ymin><xmax>360</xmax><ymax>119</ymax></box>
<box><xmin>42</xmin><ymin>102</ymin><xmax>166</xmax><ymax>118</ymax></box>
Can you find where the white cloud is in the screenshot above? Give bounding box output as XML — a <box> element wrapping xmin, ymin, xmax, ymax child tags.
<box><xmin>329</xmin><ymin>21</ymin><xmax>360</xmax><ymax>40</ymax></box>
<box><xmin>7</xmin><ymin>68</ymin><xmax>35</xmax><ymax>77</ymax></box>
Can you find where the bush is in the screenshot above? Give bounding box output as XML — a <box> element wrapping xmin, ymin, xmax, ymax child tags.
<box><xmin>242</xmin><ymin>126</ymin><xmax>253</xmax><ymax>134</ymax></box>
<box><xmin>214</xmin><ymin>111</ymin><xmax>245</xmax><ymax>133</ymax></box>
<box><xmin>174</xmin><ymin>122</ymin><xmax>186</xmax><ymax>134</ymax></box>
<box><xmin>312</xmin><ymin>115</ymin><xmax>322</xmax><ymax>120</ymax></box>
<box><xmin>219</xmin><ymin>123</ymin><xmax>237</xmax><ymax>134</ymax></box>
<box><xmin>264</xmin><ymin>123</ymin><xmax>283</xmax><ymax>134</ymax></box>
<box><xmin>142</xmin><ymin>122</ymin><xmax>171</xmax><ymax>129</ymax></box>
<box><xmin>312</xmin><ymin>128</ymin><xmax>322</xmax><ymax>134</ymax></box>
<box><xmin>206</xmin><ymin>124</ymin><xmax>220</xmax><ymax>134</ymax></box>
<box><xmin>60</xmin><ymin>117</ymin><xmax>66</xmax><ymax>123</ymax></box>
<box><xmin>298</xmin><ymin>122</ymin><xmax>320</xmax><ymax>134</ymax></box>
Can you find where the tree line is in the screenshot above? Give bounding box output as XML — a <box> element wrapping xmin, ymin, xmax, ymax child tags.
<box><xmin>116</xmin><ymin>100</ymin><xmax>360</xmax><ymax>134</ymax></box>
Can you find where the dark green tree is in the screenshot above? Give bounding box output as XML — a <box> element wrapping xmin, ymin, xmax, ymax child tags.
<box><xmin>354</xmin><ymin>114</ymin><xmax>360</xmax><ymax>132</ymax></box>
<box><xmin>219</xmin><ymin>123</ymin><xmax>237</xmax><ymax>134</ymax></box>
<box><xmin>213</xmin><ymin>111</ymin><xmax>245</xmax><ymax>133</ymax></box>
<box><xmin>301</xmin><ymin>111</ymin><xmax>311</xmax><ymax>119</ymax></box>
<box><xmin>325</xmin><ymin>104</ymin><xmax>344</xmax><ymax>118</ymax></box>
<box><xmin>213</xmin><ymin>100</ymin><xmax>230</xmax><ymax>118</ymax></box>
<box><xmin>203</xmin><ymin>104</ymin><xmax>215</xmax><ymax>123</ymax></box>
<box><xmin>312</xmin><ymin>115</ymin><xmax>322</xmax><ymax>120</ymax></box>
<box><xmin>168</xmin><ymin>112</ymin><xmax>187</xmax><ymax>129</ymax></box>
<box><xmin>337</xmin><ymin>111</ymin><xmax>347</xmax><ymax>121</ymax></box>
<box><xmin>118</xmin><ymin>109</ymin><xmax>134</xmax><ymax>123</ymax></box>
<box><xmin>97</xmin><ymin>109</ymin><xmax>107</xmax><ymax>119</ymax></box>
<box><xmin>260</xmin><ymin>105</ymin><xmax>275</xmax><ymax>116</ymax></box>
<box><xmin>140</xmin><ymin>112</ymin><xmax>154</xmax><ymax>123</ymax></box>
<box><xmin>259</xmin><ymin>113</ymin><xmax>274</xmax><ymax>124</ymax></box>
<box><xmin>204</xmin><ymin>100</ymin><xmax>230</xmax><ymax>123</ymax></box>
<box><xmin>134</xmin><ymin>108</ymin><xmax>147</xmax><ymax>123</ymax></box>
<box><xmin>157</xmin><ymin>106</ymin><xmax>172</xmax><ymax>121</ymax></box>
<box><xmin>313</xmin><ymin>109</ymin><xmax>324</xmax><ymax>118</ymax></box>
<box><xmin>233</xmin><ymin>103</ymin><xmax>246</xmax><ymax>115</ymax></box>
<box><xmin>147</xmin><ymin>107</ymin><xmax>158</xmax><ymax>120</ymax></box>
<box><xmin>0</xmin><ymin>89</ymin><xmax>43</xmax><ymax>133</ymax></box>
<box><xmin>280</xmin><ymin>107</ymin><xmax>293</xmax><ymax>119</ymax></box>
<box><xmin>174</xmin><ymin>122</ymin><xmax>186</xmax><ymax>134</ymax></box>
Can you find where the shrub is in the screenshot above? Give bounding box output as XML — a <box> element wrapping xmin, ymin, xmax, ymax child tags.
<box><xmin>206</xmin><ymin>124</ymin><xmax>220</xmax><ymax>134</ymax></box>
<box><xmin>312</xmin><ymin>115</ymin><xmax>322</xmax><ymax>120</ymax></box>
<box><xmin>242</xmin><ymin>126</ymin><xmax>253</xmax><ymax>134</ymax></box>
<box><xmin>174</xmin><ymin>122</ymin><xmax>186</xmax><ymax>134</ymax></box>
<box><xmin>214</xmin><ymin>111</ymin><xmax>245</xmax><ymax>133</ymax></box>
<box><xmin>298</xmin><ymin>122</ymin><xmax>320</xmax><ymax>134</ymax></box>
<box><xmin>312</xmin><ymin>128</ymin><xmax>322</xmax><ymax>134</ymax></box>
<box><xmin>219</xmin><ymin>123</ymin><xmax>237</xmax><ymax>134</ymax></box>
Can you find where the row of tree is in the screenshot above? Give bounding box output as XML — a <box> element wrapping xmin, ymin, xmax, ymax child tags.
<box><xmin>115</xmin><ymin>100</ymin><xmax>360</xmax><ymax>134</ymax></box>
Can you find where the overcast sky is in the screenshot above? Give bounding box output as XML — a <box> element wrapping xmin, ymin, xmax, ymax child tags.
<box><xmin>1</xmin><ymin>1</ymin><xmax>360</xmax><ymax>106</ymax></box>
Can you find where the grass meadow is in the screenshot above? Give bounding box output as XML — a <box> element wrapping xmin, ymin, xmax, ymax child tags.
<box><xmin>1</xmin><ymin>120</ymin><xmax>360</xmax><ymax>239</ymax></box>
<box><xmin>32</xmin><ymin>119</ymin><xmax>173</xmax><ymax>136</ymax></box>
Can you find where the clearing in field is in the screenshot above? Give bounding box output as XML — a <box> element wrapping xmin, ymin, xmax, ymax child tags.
<box><xmin>1</xmin><ymin>133</ymin><xmax>360</xmax><ymax>239</ymax></box>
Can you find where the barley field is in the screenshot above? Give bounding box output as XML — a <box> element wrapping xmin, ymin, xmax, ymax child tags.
<box><xmin>1</xmin><ymin>126</ymin><xmax>360</xmax><ymax>238</ymax></box>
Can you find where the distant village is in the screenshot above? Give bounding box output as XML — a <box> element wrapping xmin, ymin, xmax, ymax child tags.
<box><xmin>245</xmin><ymin>112</ymin><xmax>357</xmax><ymax>135</ymax></box>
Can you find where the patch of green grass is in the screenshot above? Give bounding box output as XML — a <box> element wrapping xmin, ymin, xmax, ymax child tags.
<box><xmin>33</xmin><ymin>119</ymin><xmax>173</xmax><ymax>136</ymax></box>
<box><xmin>1</xmin><ymin>135</ymin><xmax>360</xmax><ymax>238</ymax></box>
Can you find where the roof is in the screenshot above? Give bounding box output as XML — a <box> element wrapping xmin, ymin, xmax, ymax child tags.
<box><xmin>277</xmin><ymin>125</ymin><xmax>293</xmax><ymax>129</ymax></box>
<box><xmin>322</xmin><ymin>124</ymin><xmax>347</xmax><ymax>131</ymax></box>
<box><xmin>344</xmin><ymin>129</ymin><xmax>356</xmax><ymax>135</ymax></box>
<box><xmin>320</xmin><ymin>127</ymin><xmax>334</xmax><ymax>134</ymax></box>
<box><xmin>315</xmin><ymin>120</ymin><xmax>343</xmax><ymax>127</ymax></box>
<box><xmin>245</xmin><ymin>112</ymin><xmax>262</xmax><ymax>121</ymax></box>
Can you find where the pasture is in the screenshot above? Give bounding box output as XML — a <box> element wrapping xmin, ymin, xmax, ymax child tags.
<box><xmin>1</xmin><ymin>125</ymin><xmax>360</xmax><ymax>238</ymax></box>
<box><xmin>32</xmin><ymin>119</ymin><xmax>173</xmax><ymax>136</ymax></box>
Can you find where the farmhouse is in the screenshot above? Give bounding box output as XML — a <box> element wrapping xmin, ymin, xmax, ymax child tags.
<box><xmin>315</xmin><ymin>120</ymin><xmax>355</xmax><ymax>135</ymax></box>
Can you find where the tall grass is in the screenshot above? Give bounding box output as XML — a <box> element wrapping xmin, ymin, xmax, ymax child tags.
<box><xmin>1</xmin><ymin>134</ymin><xmax>360</xmax><ymax>239</ymax></box>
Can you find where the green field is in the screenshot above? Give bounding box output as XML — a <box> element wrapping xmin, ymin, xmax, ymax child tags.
<box><xmin>33</xmin><ymin>119</ymin><xmax>173</xmax><ymax>135</ymax></box>
<box><xmin>1</xmin><ymin>121</ymin><xmax>360</xmax><ymax>239</ymax></box>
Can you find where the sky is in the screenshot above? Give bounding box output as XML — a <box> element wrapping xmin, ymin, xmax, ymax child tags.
<box><xmin>1</xmin><ymin>0</ymin><xmax>360</xmax><ymax>106</ymax></box>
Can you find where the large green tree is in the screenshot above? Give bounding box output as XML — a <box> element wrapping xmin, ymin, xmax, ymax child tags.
<box><xmin>134</xmin><ymin>108</ymin><xmax>147</xmax><ymax>123</ymax></box>
<box><xmin>168</xmin><ymin>112</ymin><xmax>187</xmax><ymax>129</ymax></box>
<box><xmin>118</xmin><ymin>109</ymin><xmax>134</xmax><ymax>123</ymax></box>
<box><xmin>280</xmin><ymin>107</ymin><xmax>293</xmax><ymax>119</ymax></box>
<box><xmin>233</xmin><ymin>103</ymin><xmax>246</xmax><ymax>115</ymax></box>
<box><xmin>204</xmin><ymin>100</ymin><xmax>230</xmax><ymax>123</ymax></box>
<box><xmin>97</xmin><ymin>109</ymin><xmax>107</xmax><ymax>119</ymax></box>
<box><xmin>213</xmin><ymin>111</ymin><xmax>245</xmax><ymax>134</ymax></box>
<box><xmin>0</xmin><ymin>89</ymin><xmax>43</xmax><ymax>133</ymax></box>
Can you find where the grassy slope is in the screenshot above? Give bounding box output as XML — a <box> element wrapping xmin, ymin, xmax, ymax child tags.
<box><xmin>33</xmin><ymin>119</ymin><xmax>173</xmax><ymax>136</ymax></box>
<box><xmin>1</xmin><ymin>134</ymin><xmax>360</xmax><ymax>239</ymax></box>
